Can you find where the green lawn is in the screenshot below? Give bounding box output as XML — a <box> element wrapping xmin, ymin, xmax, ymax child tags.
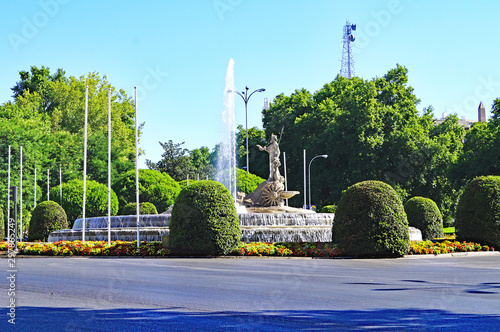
<box><xmin>443</xmin><ymin>227</ymin><xmax>455</xmax><ymax>234</ymax></box>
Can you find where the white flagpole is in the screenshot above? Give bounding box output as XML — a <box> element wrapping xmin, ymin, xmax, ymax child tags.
<box><xmin>83</xmin><ymin>85</ymin><xmax>88</xmax><ymax>243</ymax></box>
<box><xmin>47</xmin><ymin>169</ymin><xmax>49</xmax><ymax>201</ymax></box>
<box><xmin>108</xmin><ymin>88</ymin><xmax>112</xmax><ymax>246</ymax></box>
<box><xmin>59</xmin><ymin>164</ymin><xmax>62</xmax><ymax>205</ymax></box>
<box><xmin>7</xmin><ymin>146</ymin><xmax>11</xmax><ymax>241</ymax></box>
<box><xmin>20</xmin><ymin>146</ymin><xmax>23</xmax><ymax>241</ymax></box>
<box><xmin>303</xmin><ymin>149</ymin><xmax>306</xmax><ymax>209</ymax></box>
<box><xmin>135</xmin><ymin>86</ymin><xmax>140</xmax><ymax>249</ymax></box>
<box><xmin>283</xmin><ymin>151</ymin><xmax>288</xmax><ymax>206</ymax></box>
<box><xmin>34</xmin><ymin>168</ymin><xmax>37</xmax><ymax>208</ymax></box>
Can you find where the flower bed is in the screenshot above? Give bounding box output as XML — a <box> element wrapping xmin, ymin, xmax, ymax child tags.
<box><xmin>0</xmin><ymin>240</ymin><xmax>495</xmax><ymax>257</ymax></box>
<box><xmin>0</xmin><ymin>241</ymin><xmax>169</xmax><ymax>257</ymax></box>
<box><xmin>409</xmin><ymin>240</ymin><xmax>495</xmax><ymax>255</ymax></box>
<box><xmin>229</xmin><ymin>242</ymin><xmax>340</xmax><ymax>257</ymax></box>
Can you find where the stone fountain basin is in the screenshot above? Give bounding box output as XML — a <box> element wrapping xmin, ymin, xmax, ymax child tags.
<box><xmin>280</xmin><ymin>191</ymin><xmax>300</xmax><ymax>200</ymax></box>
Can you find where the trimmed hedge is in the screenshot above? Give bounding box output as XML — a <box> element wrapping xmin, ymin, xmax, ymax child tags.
<box><xmin>455</xmin><ymin>176</ymin><xmax>500</xmax><ymax>247</ymax></box>
<box><xmin>320</xmin><ymin>205</ymin><xmax>337</xmax><ymax>213</ymax></box>
<box><xmin>169</xmin><ymin>180</ymin><xmax>241</xmax><ymax>255</ymax></box>
<box><xmin>113</xmin><ymin>169</ymin><xmax>180</xmax><ymax>214</ymax></box>
<box><xmin>121</xmin><ymin>202</ymin><xmax>158</xmax><ymax>215</ymax></box>
<box><xmin>335</xmin><ymin>180</ymin><xmax>410</xmax><ymax>257</ymax></box>
<box><xmin>178</xmin><ymin>179</ymin><xmax>199</xmax><ymax>190</ymax></box>
<box><xmin>50</xmin><ymin>179</ymin><xmax>119</xmax><ymax>227</ymax></box>
<box><xmin>404</xmin><ymin>197</ymin><xmax>444</xmax><ymax>240</ymax></box>
<box><xmin>28</xmin><ymin>201</ymin><xmax>68</xmax><ymax>241</ymax></box>
<box><xmin>236</xmin><ymin>168</ymin><xmax>265</xmax><ymax>194</ymax></box>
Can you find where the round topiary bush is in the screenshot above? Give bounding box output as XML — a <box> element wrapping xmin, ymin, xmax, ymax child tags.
<box><xmin>178</xmin><ymin>179</ymin><xmax>199</xmax><ymax>190</ymax></box>
<box><xmin>28</xmin><ymin>201</ymin><xmax>68</xmax><ymax>242</ymax></box>
<box><xmin>169</xmin><ymin>180</ymin><xmax>241</xmax><ymax>256</ymax></box>
<box><xmin>50</xmin><ymin>179</ymin><xmax>119</xmax><ymax>227</ymax></box>
<box><xmin>335</xmin><ymin>180</ymin><xmax>410</xmax><ymax>257</ymax></box>
<box><xmin>455</xmin><ymin>176</ymin><xmax>500</xmax><ymax>247</ymax></box>
<box><xmin>404</xmin><ymin>197</ymin><xmax>444</xmax><ymax>240</ymax></box>
<box><xmin>113</xmin><ymin>169</ymin><xmax>181</xmax><ymax>214</ymax></box>
<box><xmin>320</xmin><ymin>204</ymin><xmax>337</xmax><ymax>213</ymax></box>
<box><xmin>236</xmin><ymin>168</ymin><xmax>265</xmax><ymax>194</ymax></box>
<box><xmin>121</xmin><ymin>202</ymin><xmax>158</xmax><ymax>215</ymax></box>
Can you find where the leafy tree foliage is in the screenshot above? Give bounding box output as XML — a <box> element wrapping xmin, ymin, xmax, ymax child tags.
<box><xmin>146</xmin><ymin>140</ymin><xmax>215</xmax><ymax>182</ymax></box>
<box><xmin>1</xmin><ymin>66</ymin><xmax>138</xmax><ymax>229</ymax></box>
<box><xmin>236</xmin><ymin>125</ymin><xmax>268</xmax><ymax>179</ymax></box>
<box><xmin>9</xmin><ymin>66</ymin><xmax>138</xmax><ymax>184</ymax></box>
<box><xmin>50</xmin><ymin>179</ymin><xmax>119</xmax><ymax>227</ymax></box>
<box><xmin>112</xmin><ymin>169</ymin><xmax>181</xmax><ymax>213</ymax></box>
<box><xmin>11</xmin><ymin>65</ymin><xmax>66</xmax><ymax>112</ymax></box>
<box><xmin>451</xmin><ymin>99</ymin><xmax>500</xmax><ymax>186</ymax></box>
<box><xmin>262</xmin><ymin>65</ymin><xmax>464</xmax><ymax>219</ymax></box>
<box><xmin>236</xmin><ymin>168</ymin><xmax>265</xmax><ymax>194</ymax></box>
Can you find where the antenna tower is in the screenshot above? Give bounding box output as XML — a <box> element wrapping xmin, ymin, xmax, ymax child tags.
<box><xmin>340</xmin><ymin>20</ymin><xmax>356</xmax><ymax>79</ymax></box>
<box><xmin>262</xmin><ymin>97</ymin><xmax>269</xmax><ymax>111</ymax></box>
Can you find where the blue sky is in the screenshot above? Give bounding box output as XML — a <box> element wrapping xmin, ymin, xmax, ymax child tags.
<box><xmin>1</xmin><ymin>0</ymin><xmax>499</xmax><ymax>166</ymax></box>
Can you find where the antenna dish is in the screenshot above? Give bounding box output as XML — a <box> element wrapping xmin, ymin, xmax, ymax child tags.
<box><xmin>350</xmin><ymin>35</ymin><xmax>355</xmax><ymax>42</ymax></box>
<box><xmin>351</xmin><ymin>24</ymin><xmax>356</xmax><ymax>31</ymax></box>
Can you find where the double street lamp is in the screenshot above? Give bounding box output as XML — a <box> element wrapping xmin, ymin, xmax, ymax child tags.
<box><xmin>227</xmin><ymin>86</ymin><xmax>265</xmax><ymax>174</ymax></box>
<box><xmin>308</xmin><ymin>154</ymin><xmax>328</xmax><ymax>209</ymax></box>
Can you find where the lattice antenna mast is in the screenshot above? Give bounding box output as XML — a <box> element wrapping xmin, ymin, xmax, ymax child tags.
<box><xmin>340</xmin><ymin>20</ymin><xmax>356</xmax><ymax>79</ymax></box>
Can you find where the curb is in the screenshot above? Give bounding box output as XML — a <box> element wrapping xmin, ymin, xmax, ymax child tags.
<box><xmin>2</xmin><ymin>251</ymin><xmax>499</xmax><ymax>259</ymax></box>
<box><xmin>403</xmin><ymin>251</ymin><xmax>500</xmax><ymax>259</ymax></box>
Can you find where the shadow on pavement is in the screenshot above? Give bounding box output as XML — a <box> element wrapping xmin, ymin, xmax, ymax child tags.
<box><xmin>2</xmin><ymin>307</ymin><xmax>500</xmax><ymax>331</ymax></box>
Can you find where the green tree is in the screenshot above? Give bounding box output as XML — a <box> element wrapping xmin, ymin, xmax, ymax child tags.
<box><xmin>11</xmin><ymin>67</ymin><xmax>138</xmax><ymax>185</ymax></box>
<box><xmin>112</xmin><ymin>169</ymin><xmax>181</xmax><ymax>213</ymax></box>
<box><xmin>1</xmin><ymin>66</ymin><xmax>140</xmax><ymax>228</ymax></box>
<box><xmin>49</xmin><ymin>179</ymin><xmax>119</xmax><ymax>227</ymax></box>
<box><xmin>236</xmin><ymin>125</ymin><xmax>268</xmax><ymax>179</ymax></box>
<box><xmin>190</xmin><ymin>146</ymin><xmax>216</xmax><ymax>180</ymax></box>
<box><xmin>262</xmin><ymin>65</ymin><xmax>463</xmax><ymax>219</ymax></box>
<box><xmin>11</xmin><ymin>65</ymin><xmax>67</xmax><ymax>113</ymax></box>
<box><xmin>146</xmin><ymin>140</ymin><xmax>215</xmax><ymax>182</ymax></box>
<box><xmin>146</xmin><ymin>140</ymin><xmax>194</xmax><ymax>182</ymax></box>
<box><xmin>451</xmin><ymin>99</ymin><xmax>500</xmax><ymax>186</ymax></box>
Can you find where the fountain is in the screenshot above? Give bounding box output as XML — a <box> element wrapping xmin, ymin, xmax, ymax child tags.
<box><xmin>48</xmin><ymin>211</ymin><xmax>334</xmax><ymax>243</ymax></box>
<box><xmin>49</xmin><ymin>130</ymin><xmax>334</xmax><ymax>243</ymax></box>
<box><xmin>48</xmin><ymin>58</ymin><xmax>335</xmax><ymax>243</ymax></box>
<box><xmin>215</xmin><ymin>58</ymin><xmax>237</xmax><ymax>201</ymax></box>
<box><xmin>48</xmin><ymin>215</ymin><xmax>171</xmax><ymax>242</ymax></box>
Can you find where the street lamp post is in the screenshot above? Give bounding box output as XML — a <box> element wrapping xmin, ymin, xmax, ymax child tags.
<box><xmin>228</xmin><ymin>86</ymin><xmax>265</xmax><ymax>174</ymax></box>
<box><xmin>308</xmin><ymin>154</ymin><xmax>328</xmax><ymax>209</ymax></box>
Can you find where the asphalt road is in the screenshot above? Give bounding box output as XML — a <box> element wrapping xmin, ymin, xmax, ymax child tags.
<box><xmin>1</xmin><ymin>255</ymin><xmax>500</xmax><ymax>331</ymax></box>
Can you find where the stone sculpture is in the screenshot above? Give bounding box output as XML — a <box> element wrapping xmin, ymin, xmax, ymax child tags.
<box><xmin>243</xmin><ymin>134</ymin><xmax>298</xmax><ymax>207</ymax></box>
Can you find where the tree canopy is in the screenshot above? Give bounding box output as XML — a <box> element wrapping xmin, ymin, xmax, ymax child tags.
<box><xmin>146</xmin><ymin>140</ymin><xmax>215</xmax><ymax>182</ymax></box>
<box><xmin>262</xmin><ymin>65</ymin><xmax>465</xmax><ymax>218</ymax></box>
<box><xmin>1</xmin><ymin>66</ymin><xmax>139</xmax><ymax>223</ymax></box>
